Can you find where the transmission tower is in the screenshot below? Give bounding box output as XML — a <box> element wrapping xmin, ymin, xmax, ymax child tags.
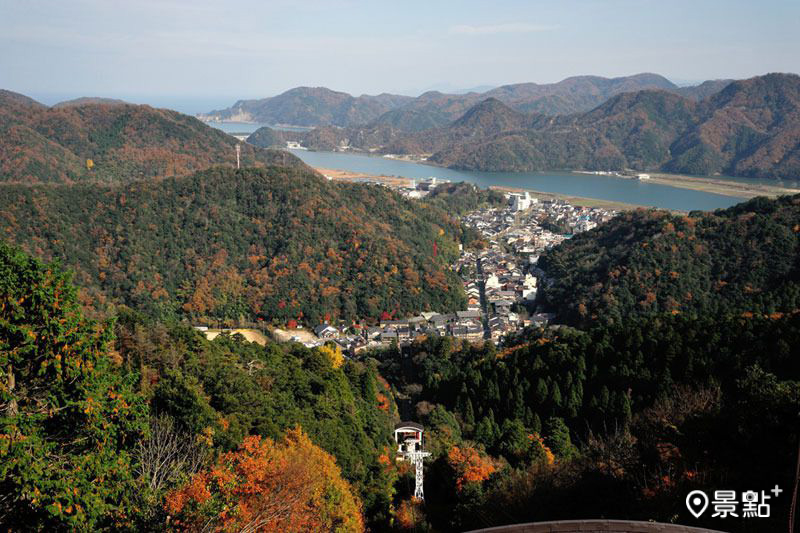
<box><xmin>394</xmin><ymin>422</ymin><xmax>431</xmax><ymax>501</ymax></box>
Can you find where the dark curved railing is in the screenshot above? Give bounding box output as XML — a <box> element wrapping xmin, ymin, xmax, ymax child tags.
<box><xmin>465</xmin><ymin>519</ymin><xmax>727</xmax><ymax>533</ymax></box>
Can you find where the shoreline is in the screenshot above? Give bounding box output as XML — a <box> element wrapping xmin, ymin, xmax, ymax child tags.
<box><xmin>486</xmin><ymin>185</ymin><xmax>659</xmax><ymax>212</ymax></box>
<box><xmin>634</xmin><ymin>172</ymin><xmax>800</xmax><ymax>199</ymax></box>
<box><xmin>300</xmin><ymin>149</ymin><xmax>799</xmax><ymax>201</ymax></box>
<box><xmin>314</xmin><ymin>166</ymin><xmax>656</xmax><ymax>211</ymax></box>
<box><xmin>315</xmin><ymin>167</ymin><xmax>415</xmax><ymax>188</ymax></box>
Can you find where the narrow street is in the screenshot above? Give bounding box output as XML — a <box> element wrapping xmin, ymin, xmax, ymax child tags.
<box><xmin>476</xmin><ymin>256</ymin><xmax>491</xmax><ymax>339</ymax></box>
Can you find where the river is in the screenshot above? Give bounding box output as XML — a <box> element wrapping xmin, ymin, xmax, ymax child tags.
<box><xmin>289</xmin><ymin>150</ymin><xmax>746</xmax><ymax>212</ymax></box>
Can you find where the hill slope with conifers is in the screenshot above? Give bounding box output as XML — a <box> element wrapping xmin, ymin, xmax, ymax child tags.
<box><xmin>0</xmin><ymin>90</ymin><xmax>304</xmax><ymax>184</ymax></box>
<box><xmin>0</xmin><ymin>165</ymin><xmax>467</xmax><ymax>325</ymax></box>
<box><xmin>371</xmin><ymin>193</ymin><xmax>800</xmax><ymax>531</ymax></box>
<box><xmin>0</xmin><ymin>242</ymin><xmax>395</xmax><ymax>531</ymax></box>
<box><xmin>539</xmin><ymin>194</ymin><xmax>800</xmax><ymax>326</ymax></box>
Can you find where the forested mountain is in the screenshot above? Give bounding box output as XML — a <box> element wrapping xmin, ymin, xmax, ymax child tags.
<box><xmin>429</xmin><ymin>73</ymin><xmax>800</xmax><ymax>179</ymax></box>
<box><xmin>198</xmin><ymin>87</ymin><xmax>413</xmax><ymax>127</ymax></box>
<box><xmin>430</xmin><ymin>89</ymin><xmax>699</xmax><ymax>172</ymax></box>
<box><xmin>53</xmin><ymin>96</ymin><xmax>129</xmax><ymax>108</ymax></box>
<box><xmin>371</xmin><ymin>194</ymin><xmax>800</xmax><ymax>531</ymax></box>
<box><xmin>0</xmin><ymin>90</ymin><xmax>303</xmax><ymax>183</ymax></box>
<box><xmin>0</xmin><ymin>165</ymin><xmax>467</xmax><ymax>325</ymax></box>
<box><xmin>484</xmin><ymin>73</ymin><xmax>680</xmax><ymax>115</ymax></box>
<box><xmin>539</xmin><ymin>194</ymin><xmax>800</xmax><ymax>326</ymax></box>
<box><xmin>368</xmin><ymin>73</ymin><xmax>688</xmax><ymax>132</ymax></box>
<box><xmin>674</xmin><ymin>79</ymin><xmax>733</xmax><ymax>101</ymax></box>
<box><xmin>213</xmin><ymin>74</ymin><xmax>728</xmax><ymax>134</ymax></box>
<box><xmin>377</xmin><ymin>313</ymin><xmax>800</xmax><ymax>531</ymax></box>
<box><xmin>284</xmin><ymin>74</ymin><xmax>796</xmax><ymax>180</ymax></box>
<box><xmin>0</xmin><ymin>242</ymin><xmax>395</xmax><ymax>530</ymax></box>
<box><xmin>245</xmin><ymin>124</ymin><xmax>286</xmax><ymax>148</ymax></box>
<box><xmin>270</xmin><ymin>97</ymin><xmax>543</xmax><ymax>155</ymax></box>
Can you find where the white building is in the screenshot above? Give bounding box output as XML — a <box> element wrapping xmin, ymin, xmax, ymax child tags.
<box><xmin>509</xmin><ymin>192</ymin><xmax>536</xmax><ymax>212</ymax></box>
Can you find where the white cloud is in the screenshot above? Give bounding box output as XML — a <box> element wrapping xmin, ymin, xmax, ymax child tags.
<box><xmin>449</xmin><ymin>22</ymin><xmax>559</xmax><ymax>35</ymax></box>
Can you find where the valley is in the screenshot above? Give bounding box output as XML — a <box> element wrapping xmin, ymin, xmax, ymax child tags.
<box><xmin>2</xmin><ymin>43</ymin><xmax>800</xmax><ymax>530</ymax></box>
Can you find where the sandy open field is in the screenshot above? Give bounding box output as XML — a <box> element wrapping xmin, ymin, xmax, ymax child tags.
<box><xmin>202</xmin><ymin>328</ymin><xmax>270</xmax><ymax>346</ymax></box>
<box><xmin>271</xmin><ymin>328</ymin><xmax>320</xmax><ymax>344</ymax></box>
<box><xmin>316</xmin><ymin>167</ymin><xmax>414</xmax><ymax>188</ymax></box>
<box><xmin>641</xmin><ymin>172</ymin><xmax>800</xmax><ymax>199</ymax></box>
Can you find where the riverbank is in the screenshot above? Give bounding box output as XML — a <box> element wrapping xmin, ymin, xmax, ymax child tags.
<box><xmin>316</xmin><ymin>167</ymin><xmax>414</xmax><ymax>187</ymax></box>
<box><xmin>630</xmin><ymin>172</ymin><xmax>800</xmax><ymax>199</ymax></box>
<box><xmin>373</xmin><ymin>151</ymin><xmax>799</xmax><ymax>200</ymax></box>
<box><xmin>293</xmin><ymin>149</ymin><xmax>745</xmax><ymax>212</ymax></box>
<box><xmin>487</xmin><ymin>185</ymin><xmax>655</xmax><ymax>211</ymax></box>
<box><xmin>314</xmin><ymin>165</ymin><xmax>654</xmax><ymax>211</ymax></box>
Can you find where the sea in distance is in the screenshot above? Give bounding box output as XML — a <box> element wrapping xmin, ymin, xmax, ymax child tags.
<box><xmin>208</xmin><ymin>122</ymin><xmax>312</xmax><ymax>134</ymax></box>
<box><xmin>289</xmin><ymin>150</ymin><xmax>748</xmax><ymax>212</ymax></box>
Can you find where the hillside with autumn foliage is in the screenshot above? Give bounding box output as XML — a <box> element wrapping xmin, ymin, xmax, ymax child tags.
<box><xmin>375</xmin><ymin>312</ymin><xmax>799</xmax><ymax>531</ymax></box>
<box><xmin>371</xmin><ymin>196</ymin><xmax>800</xmax><ymax>531</ymax></box>
<box><xmin>0</xmin><ymin>89</ymin><xmax>304</xmax><ymax>184</ymax></box>
<box><xmin>0</xmin><ymin>165</ymin><xmax>467</xmax><ymax>325</ymax></box>
<box><xmin>2</xmin><ymin>186</ymin><xmax>799</xmax><ymax>531</ymax></box>
<box><xmin>430</xmin><ymin>73</ymin><xmax>800</xmax><ymax>179</ymax></box>
<box><xmin>0</xmin><ymin>242</ymin><xmax>399</xmax><ymax>530</ymax></box>
<box><xmin>293</xmin><ymin>73</ymin><xmax>800</xmax><ymax>180</ymax></box>
<box><xmin>539</xmin><ymin>194</ymin><xmax>800</xmax><ymax>326</ymax></box>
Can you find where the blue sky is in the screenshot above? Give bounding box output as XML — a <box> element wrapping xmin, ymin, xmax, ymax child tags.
<box><xmin>1</xmin><ymin>0</ymin><xmax>798</xmax><ymax>111</ymax></box>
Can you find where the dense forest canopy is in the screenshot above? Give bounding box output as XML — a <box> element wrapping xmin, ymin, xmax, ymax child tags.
<box><xmin>0</xmin><ymin>242</ymin><xmax>397</xmax><ymax>530</ymax></box>
<box><xmin>0</xmin><ymin>165</ymin><xmax>469</xmax><ymax>326</ymax></box>
<box><xmin>1</xmin><ymin>188</ymin><xmax>799</xmax><ymax>531</ymax></box>
<box><xmin>368</xmin><ymin>196</ymin><xmax>800</xmax><ymax>531</ymax></box>
<box><xmin>375</xmin><ymin>312</ymin><xmax>799</xmax><ymax>531</ymax></box>
<box><xmin>538</xmin><ymin>194</ymin><xmax>800</xmax><ymax>326</ymax></box>
<box><xmin>0</xmin><ymin>90</ymin><xmax>304</xmax><ymax>184</ymax></box>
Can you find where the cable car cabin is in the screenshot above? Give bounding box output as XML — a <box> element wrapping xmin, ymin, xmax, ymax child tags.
<box><xmin>394</xmin><ymin>421</ymin><xmax>424</xmax><ymax>458</ymax></box>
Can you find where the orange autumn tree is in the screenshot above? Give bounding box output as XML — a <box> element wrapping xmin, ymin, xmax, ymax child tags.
<box><xmin>165</xmin><ymin>428</ymin><xmax>364</xmax><ymax>532</ymax></box>
<box><xmin>447</xmin><ymin>445</ymin><xmax>497</xmax><ymax>491</ymax></box>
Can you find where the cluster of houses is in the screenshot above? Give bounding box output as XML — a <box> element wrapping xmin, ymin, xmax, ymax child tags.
<box><xmin>458</xmin><ymin>194</ymin><xmax>618</xmax><ymax>341</ymax></box>
<box><xmin>268</xmin><ymin>186</ymin><xmax>619</xmax><ymax>354</ymax></box>
<box><xmin>297</xmin><ymin>310</ymin><xmax>486</xmax><ymax>356</ymax></box>
<box><xmin>399</xmin><ymin>176</ymin><xmax>451</xmax><ymax>199</ymax></box>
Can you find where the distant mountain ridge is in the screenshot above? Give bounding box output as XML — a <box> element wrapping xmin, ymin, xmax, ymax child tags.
<box><xmin>0</xmin><ymin>89</ymin><xmax>305</xmax><ymax>183</ymax></box>
<box><xmin>274</xmin><ymin>73</ymin><xmax>799</xmax><ymax>180</ymax></box>
<box><xmin>198</xmin><ymin>87</ymin><xmax>414</xmax><ymax>127</ymax></box>
<box><xmin>430</xmin><ymin>73</ymin><xmax>800</xmax><ymax>179</ymax></box>
<box><xmin>223</xmin><ymin>74</ymin><xmax>730</xmax><ymax>133</ymax></box>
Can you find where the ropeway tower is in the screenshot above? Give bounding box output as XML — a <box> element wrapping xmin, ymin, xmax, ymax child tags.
<box><xmin>394</xmin><ymin>422</ymin><xmax>431</xmax><ymax>501</ymax></box>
